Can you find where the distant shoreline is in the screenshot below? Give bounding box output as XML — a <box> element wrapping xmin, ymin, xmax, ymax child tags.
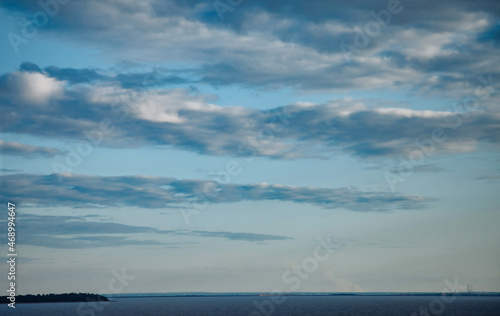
<box><xmin>105</xmin><ymin>292</ymin><xmax>500</xmax><ymax>299</ymax></box>
<box><xmin>0</xmin><ymin>293</ymin><xmax>109</xmax><ymax>304</ymax></box>
<box><xmin>3</xmin><ymin>292</ymin><xmax>499</xmax><ymax>304</ymax></box>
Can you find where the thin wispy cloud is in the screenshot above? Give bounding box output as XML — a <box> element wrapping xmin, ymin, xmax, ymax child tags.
<box><xmin>0</xmin><ymin>140</ymin><xmax>65</xmax><ymax>158</ymax></box>
<box><xmin>389</xmin><ymin>163</ymin><xmax>446</xmax><ymax>174</ymax></box>
<box><xmin>0</xmin><ymin>173</ymin><xmax>432</xmax><ymax>212</ymax></box>
<box><xmin>0</xmin><ymin>214</ymin><xmax>292</xmax><ymax>249</ymax></box>
<box><xmin>476</xmin><ymin>175</ymin><xmax>500</xmax><ymax>180</ymax></box>
<box><xmin>0</xmin><ymin>168</ymin><xmax>23</xmax><ymax>172</ymax></box>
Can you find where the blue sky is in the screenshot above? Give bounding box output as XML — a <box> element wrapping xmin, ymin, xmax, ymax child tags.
<box><xmin>0</xmin><ymin>0</ymin><xmax>499</xmax><ymax>294</ymax></box>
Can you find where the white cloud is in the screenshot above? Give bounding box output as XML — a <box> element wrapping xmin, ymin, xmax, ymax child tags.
<box><xmin>8</xmin><ymin>71</ymin><xmax>65</xmax><ymax>105</ymax></box>
<box><xmin>131</xmin><ymin>89</ymin><xmax>216</xmax><ymax>123</ymax></box>
<box><xmin>374</xmin><ymin>108</ymin><xmax>453</xmax><ymax>118</ymax></box>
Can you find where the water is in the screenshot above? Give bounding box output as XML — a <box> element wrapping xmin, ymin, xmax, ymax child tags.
<box><xmin>1</xmin><ymin>296</ymin><xmax>499</xmax><ymax>315</ymax></box>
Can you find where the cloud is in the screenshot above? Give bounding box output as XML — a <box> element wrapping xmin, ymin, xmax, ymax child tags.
<box><xmin>413</xmin><ymin>164</ymin><xmax>447</xmax><ymax>173</ymax></box>
<box><xmin>129</xmin><ymin>88</ymin><xmax>216</xmax><ymax>123</ymax></box>
<box><xmin>0</xmin><ymin>140</ymin><xmax>64</xmax><ymax>158</ymax></box>
<box><xmin>1</xmin><ymin>70</ymin><xmax>499</xmax><ymax>159</ymax></box>
<box><xmin>2</xmin><ymin>0</ymin><xmax>499</xmax><ymax>95</ymax></box>
<box><xmin>4</xmin><ymin>71</ymin><xmax>64</xmax><ymax>105</ymax></box>
<box><xmin>0</xmin><ymin>214</ymin><xmax>175</xmax><ymax>249</ymax></box>
<box><xmin>190</xmin><ymin>231</ymin><xmax>291</xmax><ymax>242</ymax></box>
<box><xmin>389</xmin><ymin>163</ymin><xmax>446</xmax><ymax>174</ymax></box>
<box><xmin>18</xmin><ymin>62</ymin><xmax>194</xmax><ymax>88</ymax></box>
<box><xmin>0</xmin><ymin>168</ymin><xmax>23</xmax><ymax>172</ymax></box>
<box><xmin>476</xmin><ymin>175</ymin><xmax>500</xmax><ymax>180</ymax></box>
<box><xmin>0</xmin><ymin>173</ymin><xmax>432</xmax><ymax>212</ymax></box>
<box><xmin>0</xmin><ymin>214</ymin><xmax>292</xmax><ymax>248</ymax></box>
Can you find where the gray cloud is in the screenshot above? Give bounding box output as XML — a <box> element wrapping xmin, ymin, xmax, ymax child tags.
<box><xmin>476</xmin><ymin>175</ymin><xmax>500</xmax><ymax>180</ymax></box>
<box><xmin>18</xmin><ymin>62</ymin><xmax>194</xmax><ymax>88</ymax></box>
<box><xmin>0</xmin><ymin>140</ymin><xmax>64</xmax><ymax>158</ymax></box>
<box><xmin>389</xmin><ymin>163</ymin><xmax>446</xmax><ymax>174</ymax></box>
<box><xmin>413</xmin><ymin>164</ymin><xmax>447</xmax><ymax>173</ymax></box>
<box><xmin>0</xmin><ymin>214</ymin><xmax>178</xmax><ymax>249</ymax></box>
<box><xmin>0</xmin><ymin>173</ymin><xmax>432</xmax><ymax>212</ymax></box>
<box><xmin>0</xmin><ymin>168</ymin><xmax>23</xmax><ymax>172</ymax></box>
<box><xmin>191</xmin><ymin>231</ymin><xmax>292</xmax><ymax>242</ymax></box>
<box><xmin>0</xmin><ymin>214</ymin><xmax>292</xmax><ymax>249</ymax></box>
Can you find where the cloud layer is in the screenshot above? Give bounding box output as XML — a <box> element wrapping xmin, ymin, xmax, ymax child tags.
<box><xmin>0</xmin><ymin>173</ymin><xmax>432</xmax><ymax>212</ymax></box>
<box><xmin>1</xmin><ymin>68</ymin><xmax>499</xmax><ymax>160</ymax></box>
<box><xmin>3</xmin><ymin>0</ymin><xmax>499</xmax><ymax>95</ymax></box>
<box><xmin>0</xmin><ymin>214</ymin><xmax>292</xmax><ymax>249</ymax></box>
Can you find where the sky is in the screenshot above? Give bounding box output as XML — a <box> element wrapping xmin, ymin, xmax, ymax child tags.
<box><xmin>0</xmin><ymin>0</ymin><xmax>499</xmax><ymax>295</ymax></box>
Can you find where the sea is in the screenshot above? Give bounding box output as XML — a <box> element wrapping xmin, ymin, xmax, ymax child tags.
<box><xmin>1</xmin><ymin>295</ymin><xmax>499</xmax><ymax>315</ymax></box>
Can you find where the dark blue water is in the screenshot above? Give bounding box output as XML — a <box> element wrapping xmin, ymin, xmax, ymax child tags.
<box><xmin>1</xmin><ymin>296</ymin><xmax>499</xmax><ymax>315</ymax></box>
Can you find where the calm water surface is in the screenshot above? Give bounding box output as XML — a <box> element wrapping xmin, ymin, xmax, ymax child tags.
<box><xmin>1</xmin><ymin>296</ymin><xmax>499</xmax><ymax>316</ymax></box>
